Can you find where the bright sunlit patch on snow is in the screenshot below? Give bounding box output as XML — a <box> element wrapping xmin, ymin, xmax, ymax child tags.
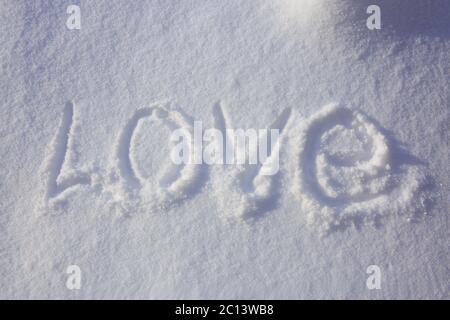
<box><xmin>274</xmin><ymin>0</ymin><xmax>326</xmax><ymax>28</ymax></box>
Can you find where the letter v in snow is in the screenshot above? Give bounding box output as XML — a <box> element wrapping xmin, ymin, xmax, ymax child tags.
<box><xmin>212</xmin><ymin>101</ymin><xmax>292</xmax><ymax>218</ymax></box>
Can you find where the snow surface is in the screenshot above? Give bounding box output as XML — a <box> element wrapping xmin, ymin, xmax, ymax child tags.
<box><xmin>0</xmin><ymin>0</ymin><xmax>449</xmax><ymax>299</ymax></box>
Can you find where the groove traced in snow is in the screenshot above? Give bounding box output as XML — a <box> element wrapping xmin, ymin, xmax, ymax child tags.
<box><xmin>237</xmin><ymin>107</ymin><xmax>292</xmax><ymax>218</ymax></box>
<box><xmin>43</xmin><ymin>101</ymin><xmax>429</xmax><ymax>229</ymax></box>
<box><xmin>116</xmin><ymin>107</ymin><xmax>153</xmax><ymax>188</ymax></box>
<box><xmin>44</xmin><ymin>101</ymin><xmax>90</xmax><ymax>204</ymax></box>
<box><xmin>110</xmin><ymin>102</ymin><xmax>204</xmax><ymax>212</ymax></box>
<box><xmin>212</xmin><ymin>102</ymin><xmax>292</xmax><ymax>219</ymax></box>
<box><xmin>293</xmin><ymin>103</ymin><xmax>427</xmax><ymax>233</ymax></box>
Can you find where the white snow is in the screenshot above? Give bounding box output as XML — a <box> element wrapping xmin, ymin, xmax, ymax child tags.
<box><xmin>292</xmin><ymin>103</ymin><xmax>427</xmax><ymax>233</ymax></box>
<box><xmin>0</xmin><ymin>0</ymin><xmax>449</xmax><ymax>299</ymax></box>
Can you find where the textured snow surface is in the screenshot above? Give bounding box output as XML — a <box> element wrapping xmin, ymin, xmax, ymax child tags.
<box><xmin>0</xmin><ymin>0</ymin><xmax>449</xmax><ymax>299</ymax></box>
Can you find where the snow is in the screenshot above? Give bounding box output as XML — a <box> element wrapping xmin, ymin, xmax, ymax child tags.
<box><xmin>292</xmin><ymin>103</ymin><xmax>427</xmax><ymax>233</ymax></box>
<box><xmin>0</xmin><ymin>0</ymin><xmax>449</xmax><ymax>299</ymax></box>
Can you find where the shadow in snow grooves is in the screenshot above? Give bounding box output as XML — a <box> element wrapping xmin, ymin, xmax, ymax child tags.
<box><xmin>213</xmin><ymin>101</ymin><xmax>292</xmax><ymax>219</ymax></box>
<box><xmin>116</xmin><ymin>107</ymin><xmax>153</xmax><ymax>189</ymax></box>
<box><xmin>116</xmin><ymin>104</ymin><xmax>207</xmax><ymax>202</ymax></box>
<box><xmin>46</xmin><ymin>101</ymin><xmax>90</xmax><ymax>199</ymax></box>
